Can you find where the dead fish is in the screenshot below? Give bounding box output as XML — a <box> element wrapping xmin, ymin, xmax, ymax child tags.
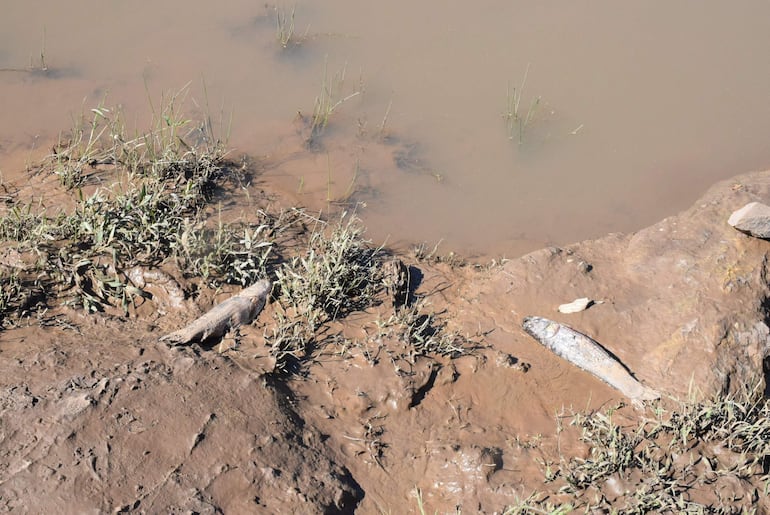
<box><xmin>161</xmin><ymin>279</ymin><xmax>272</xmax><ymax>345</ymax></box>
<box><xmin>522</xmin><ymin>316</ymin><xmax>659</xmax><ymax>401</ymax></box>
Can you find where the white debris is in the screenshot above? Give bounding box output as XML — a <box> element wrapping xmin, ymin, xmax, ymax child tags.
<box><xmin>558</xmin><ymin>297</ymin><xmax>593</xmax><ymax>314</ymax></box>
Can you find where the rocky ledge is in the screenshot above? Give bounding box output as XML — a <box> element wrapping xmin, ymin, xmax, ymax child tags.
<box><xmin>475</xmin><ymin>169</ymin><xmax>770</xmax><ymax>401</ymax></box>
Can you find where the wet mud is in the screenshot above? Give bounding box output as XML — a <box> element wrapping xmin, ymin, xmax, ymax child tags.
<box><xmin>3</xmin><ymin>3</ymin><xmax>770</xmax><ymax>513</ymax></box>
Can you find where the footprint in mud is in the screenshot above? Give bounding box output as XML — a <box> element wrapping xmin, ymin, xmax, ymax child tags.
<box><xmin>0</xmin><ymin>384</ymin><xmax>38</xmax><ymax>413</ymax></box>
<box><xmin>56</xmin><ymin>376</ymin><xmax>110</xmax><ymax>420</ymax></box>
<box><xmin>495</xmin><ymin>352</ymin><xmax>531</xmax><ymax>373</ymax></box>
<box><xmin>423</xmin><ymin>445</ymin><xmax>504</xmax><ymax>499</ymax></box>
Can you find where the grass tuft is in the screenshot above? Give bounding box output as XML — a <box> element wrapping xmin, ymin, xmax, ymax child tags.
<box><xmin>302</xmin><ymin>59</ymin><xmax>363</xmax><ymax>148</ymax></box>
<box><xmin>266</xmin><ymin>212</ymin><xmax>383</xmax><ymax>372</ymax></box>
<box><xmin>275</xmin><ymin>212</ymin><xmax>382</xmax><ymax>321</ymax></box>
<box><xmin>521</xmin><ymin>383</ymin><xmax>770</xmax><ymax>513</ymax></box>
<box><xmin>0</xmin><ymin>90</ymin><xmax>270</xmax><ymax>315</ymax></box>
<box><xmin>275</xmin><ymin>4</ymin><xmax>298</xmax><ymax>49</ymax></box>
<box><xmin>504</xmin><ymin>64</ymin><xmax>541</xmax><ymax>145</ymax></box>
<box><xmin>374</xmin><ymin>299</ymin><xmax>474</xmax><ymax>362</ymax></box>
<box><xmin>0</xmin><ymin>268</ymin><xmax>41</xmax><ymax>326</ymax></box>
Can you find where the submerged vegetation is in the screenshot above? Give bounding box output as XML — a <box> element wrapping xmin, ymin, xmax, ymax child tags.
<box><xmin>504</xmin><ymin>64</ymin><xmax>541</xmax><ymax>145</ymax></box>
<box><xmin>0</xmin><ymin>27</ymin><xmax>50</xmax><ymax>77</ymax></box>
<box><xmin>273</xmin><ymin>3</ymin><xmax>311</xmax><ymax>50</ymax></box>
<box><xmin>274</xmin><ymin>4</ymin><xmax>297</xmax><ymax>49</ymax></box>
<box><xmin>303</xmin><ymin>59</ymin><xmax>364</xmax><ymax>148</ymax></box>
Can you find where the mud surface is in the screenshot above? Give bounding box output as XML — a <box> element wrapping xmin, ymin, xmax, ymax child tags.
<box><xmin>2</xmin><ymin>157</ymin><xmax>770</xmax><ymax>512</ymax></box>
<box><xmin>0</xmin><ymin>320</ymin><xmax>361</xmax><ymax>513</ymax></box>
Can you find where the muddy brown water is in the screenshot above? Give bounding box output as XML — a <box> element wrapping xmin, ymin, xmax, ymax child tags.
<box><xmin>3</xmin><ymin>2</ymin><xmax>770</xmax><ymax>257</ymax></box>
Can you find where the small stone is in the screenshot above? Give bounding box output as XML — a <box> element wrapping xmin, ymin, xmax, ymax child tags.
<box><xmin>728</xmin><ymin>202</ymin><xmax>770</xmax><ymax>239</ymax></box>
<box><xmin>576</xmin><ymin>260</ymin><xmax>593</xmax><ymax>273</ymax></box>
<box><xmin>558</xmin><ymin>297</ymin><xmax>593</xmax><ymax>313</ymax></box>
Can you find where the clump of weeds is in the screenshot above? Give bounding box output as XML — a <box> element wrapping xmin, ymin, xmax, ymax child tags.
<box><xmin>264</xmin><ymin>213</ymin><xmax>478</xmax><ymax>373</ymax></box>
<box><xmin>267</xmin><ymin>212</ymin><xmax>384</xmax><ymax>372</ymax></box>
<box><xmin>276</xmin><ymin>212</ymin><xmax>382</xmax><ymax>319</ymax></box>
<box><xmin>0</xmin><ymin>268</ymin><xmax>43</xmax><ymax>327</ymax></box>
<box><xmin>0</xmin><ymin>88</ymin><xmax>275</xmax><ymax>316</ymax></box>
<box><xmin>300</xmin><ymin>59</ymin><xmax>364</xmax><ymax>148</ymax></box>
<box><xmin>275</xmin><ymin>4</ymin><xmax>297</xmax><ymax>49</ymax></box>
<box><xmin>273</xmin><ymin>4</ymin><xmax>309</xmax><ymax>50</ymax></box>
<box><xmin>515</xmin><ymin>383</ymin><xmax>770</xmax><ymax>513</ymax></box>
<box><xmin>373</xmin><ymin>298</ymin><xmax>474</xmax><ymax>363</ymax></box>
<box><xmin>175</xmin><ymin>213</ymin><xmax>276</xmax><ymax>287</ymax></box>
<box><xmin>50</xmin><ymin>103</ymin><xmax>120</xmax><ymax>189</ymax></box>
<box><xmin>412</xmin><ymin>240</ymin><xmax>465</xmax><ymax>268</ymax></box>
<box><xmin>51</xmin><ymin>86</ymin><xmax>231</xmax><ymax>194</ymax></box>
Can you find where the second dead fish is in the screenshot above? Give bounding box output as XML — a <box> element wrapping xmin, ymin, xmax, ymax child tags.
<box><xmin>161</xmin><ymin>279</ymin><xmax>272</xmax><ymax>346</ymax></box>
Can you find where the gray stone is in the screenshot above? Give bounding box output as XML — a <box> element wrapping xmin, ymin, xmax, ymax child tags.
<box><xmin>728</xmin><ymin>201</ymin><xmax>770</xmax><ymax>239</ymax></box>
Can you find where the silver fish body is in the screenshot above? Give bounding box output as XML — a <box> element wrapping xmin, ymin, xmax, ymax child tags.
<box><xmin>522</xmin><ymin>316</ymin><xmax>659</xmax><ymax>401</ymax></box>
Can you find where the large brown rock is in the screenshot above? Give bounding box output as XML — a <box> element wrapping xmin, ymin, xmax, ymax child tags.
<box><xmin>477</xmin><ymin>170</ymin><xmax>770</xmax><ymax>400</ymax></box>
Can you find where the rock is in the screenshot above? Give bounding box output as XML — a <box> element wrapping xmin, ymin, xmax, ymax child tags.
<box><xmin>728</xmin><ymin>201</ymin><xmax>770</xmax><ymax>238</ymax></box>
<box><xmin>476</xmin><ymin>169</ymin><xmax>770</xmax><ymax>400</ymax></box>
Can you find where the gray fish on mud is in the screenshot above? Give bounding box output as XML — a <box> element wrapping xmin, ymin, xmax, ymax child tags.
<box><xmin>522</xmin><ymin>316</ymin><xmax>660</xmax><ymax>402</ymax></box>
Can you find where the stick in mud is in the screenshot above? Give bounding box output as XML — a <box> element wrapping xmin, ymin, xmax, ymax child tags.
<box><xmin>161</xmin><ymin>279</ymin><xmax>272</xmax><ymax>346</ymax></box>
<box><xmin>522</xmin><ymin>316</ymin><xmax>660</xmax><ymax>402</ymax></box>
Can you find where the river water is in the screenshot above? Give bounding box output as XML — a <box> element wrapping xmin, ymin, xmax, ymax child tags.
<box><xmin>3</xmin><ymin>1</ymin><xmax>770</xmax><ymax>256</ymax></box>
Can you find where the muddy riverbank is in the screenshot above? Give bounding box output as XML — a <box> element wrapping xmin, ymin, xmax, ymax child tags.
<box><xmin>1</xmin><ymin>114</ymin><xmax>769</xmax><ymax>511</ymax></box>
